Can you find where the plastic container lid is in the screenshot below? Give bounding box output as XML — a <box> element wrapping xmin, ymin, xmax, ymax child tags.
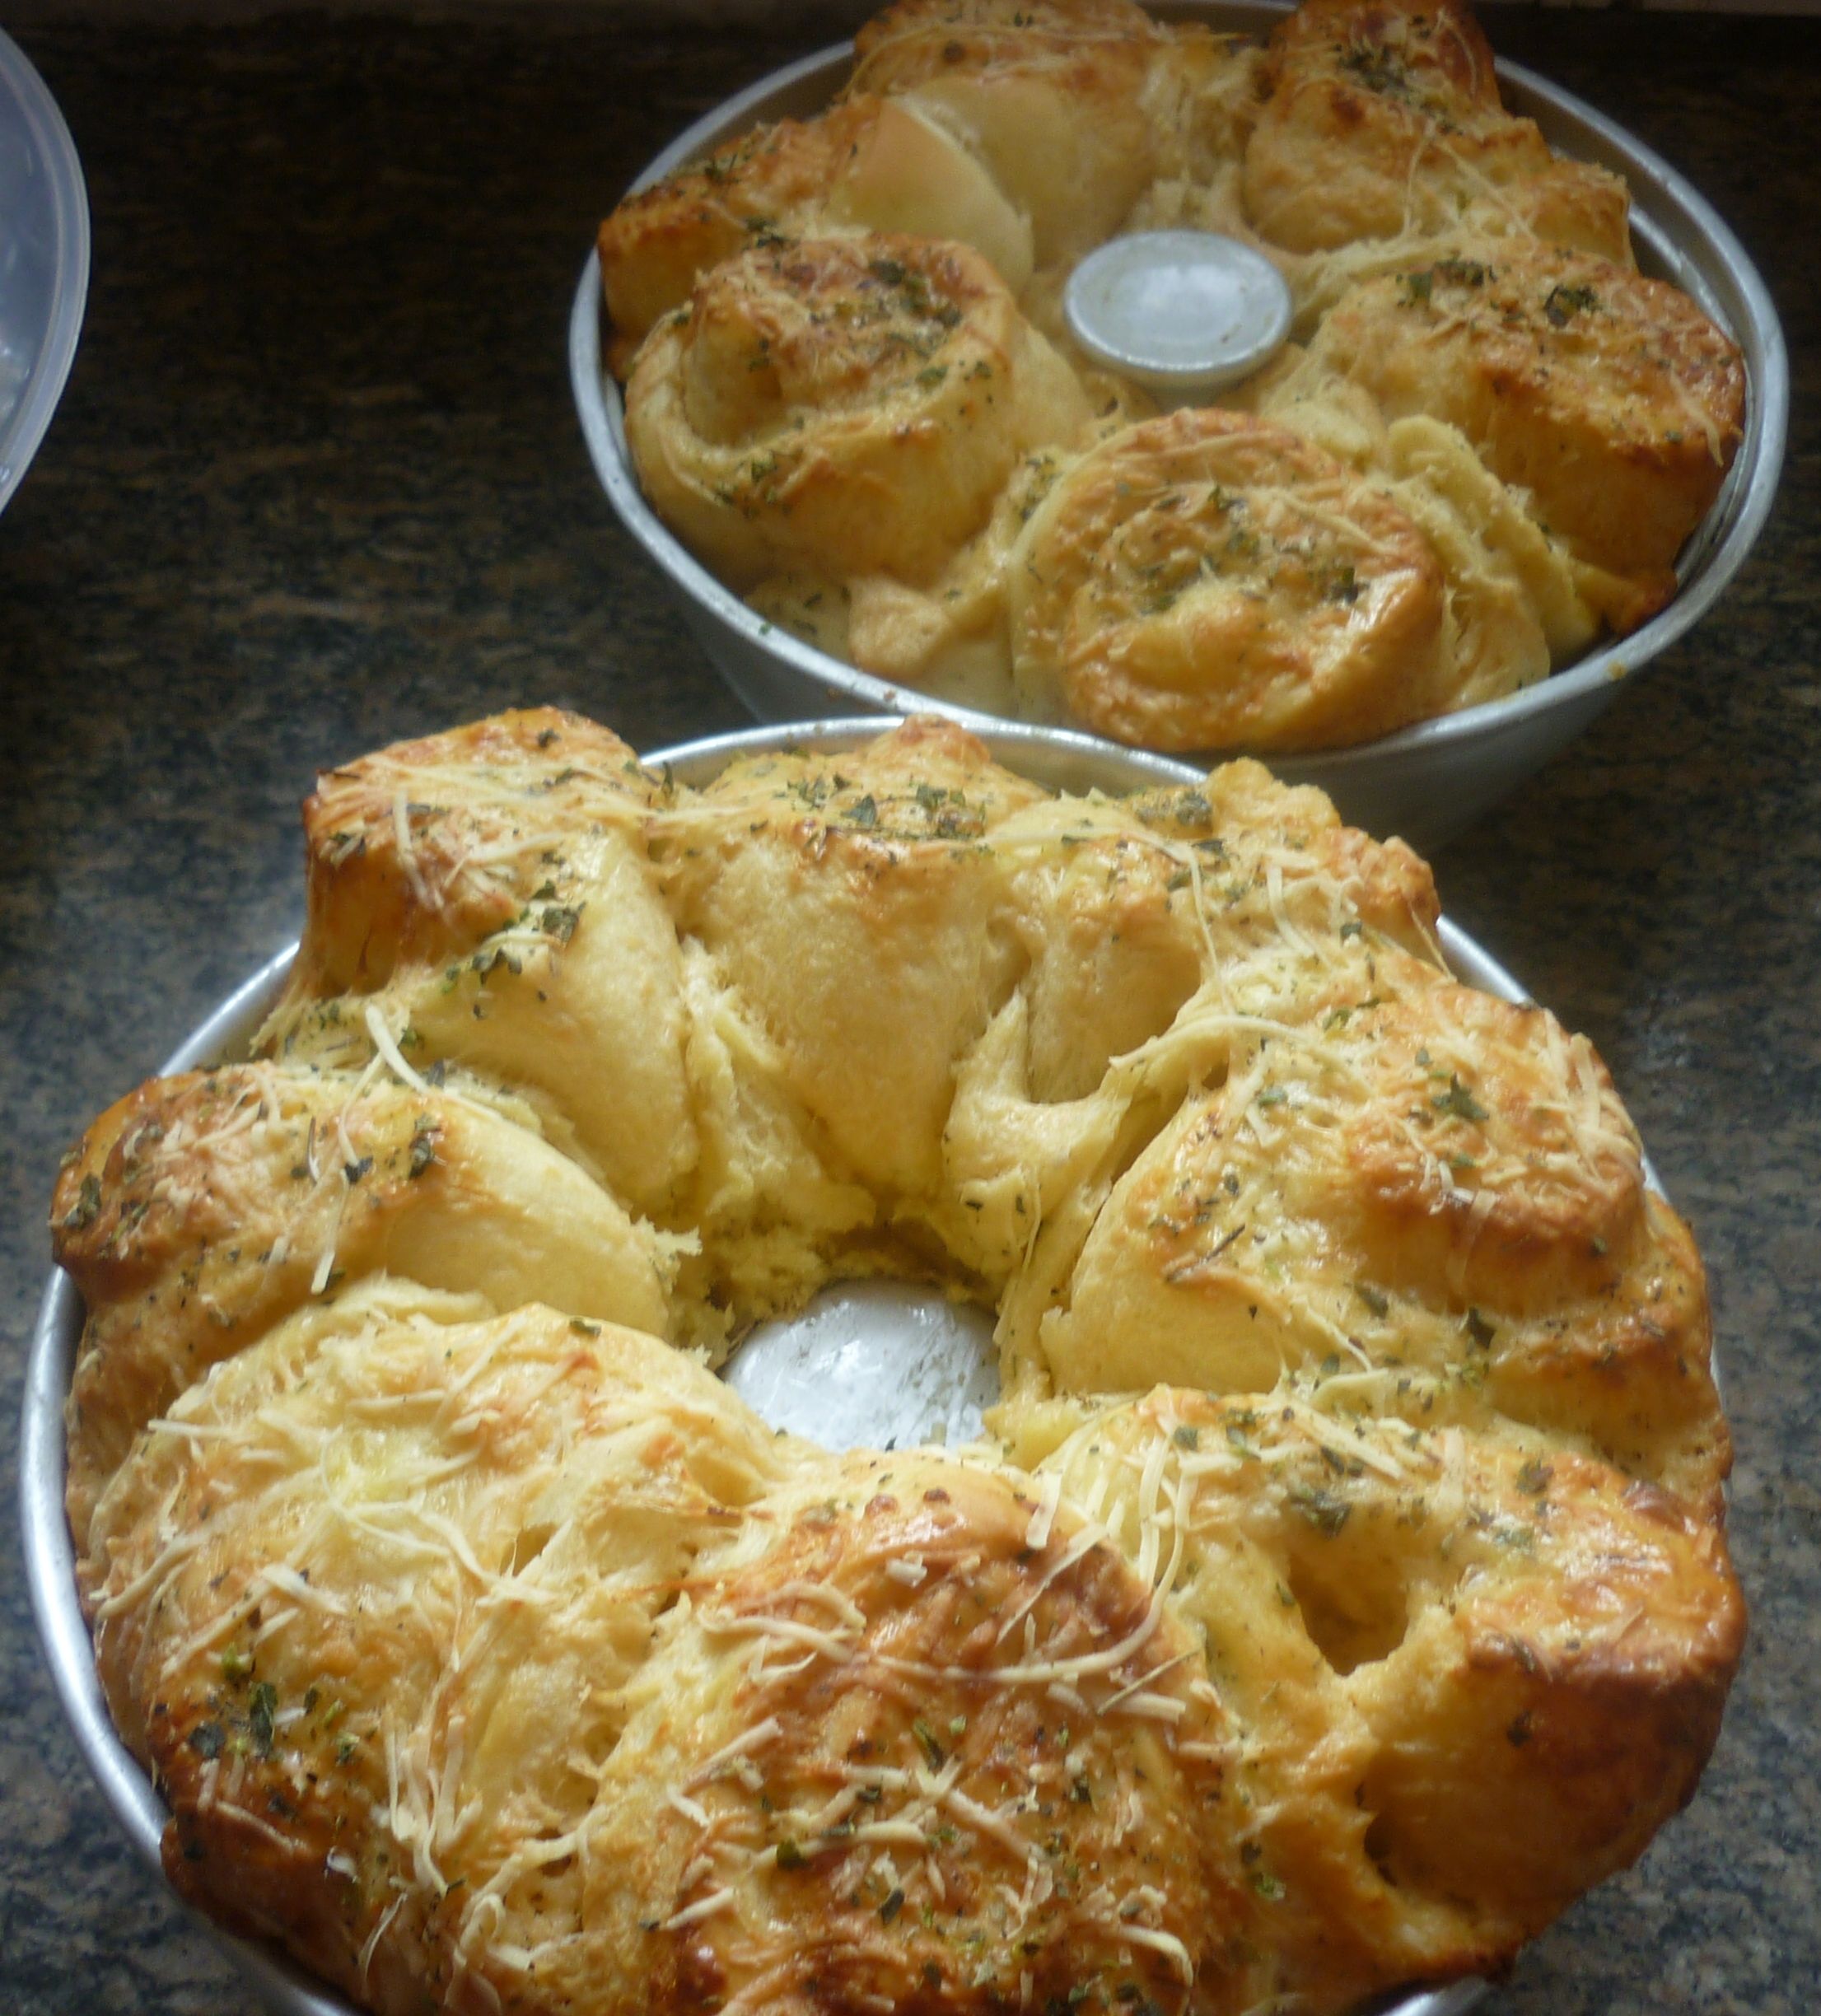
<box><xmin>1064</xmin><ymin>229</ymin><xmax>1291</xmax><ymax>394</ymax></box>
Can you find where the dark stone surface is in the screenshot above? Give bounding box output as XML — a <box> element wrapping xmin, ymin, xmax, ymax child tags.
<box><xmin>0</xmin><ymin>8</ymin><xmax>1814</xmax><ymax>2013</ymax></box>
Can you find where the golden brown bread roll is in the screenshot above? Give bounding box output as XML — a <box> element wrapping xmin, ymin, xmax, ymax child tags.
<box><xmin>623</xmin><ymin>234</ymin><xmax>1094</xmax><ymax>590</ymax></box>
<box><xmin>1243</xmin><ymin>0</ymin><xmax>1633</xmax><ymax>264</ymax></box>
<box><xmin>52</xmin><ymin>1062</ymin><xmax>675</xmax><ymax>1544</ymax></box>
<box><xmin>855</xmin><ymin>0</ymin><xmax>1242</xmax><ymax>268</ymax></box>
<box><xmin>80</xmin><ymin>1290</ymin><xmax>796</xmax><ymax>2014</ymax></box>
<box><xmin>598</xmin><ymin>93</ymin><xmax>1040</xmax><ymax>374</ymax></box>
<box><xmin>597</xmin><ymin>100</ymin><xmax>880</xmax><ymax>375</ymax></box>
<box><xmin>1034</xmin><ymin>935</ymin><xmax>1730</xmax><ymax>1511</ymax></box>
<box><xmin>1296</xmin><ymin>242</ymin><xmax>1747</xmax><ymax>618</ymax></box>
<box><xmin>592</xmin><ymin>1448</ymin><xmax>1265</xmax><ymax>2014</ymax></box>
<box><xmin>1006</xmin><ymin>406</ymin><xmax>1454</xmax><ymax>750</ymax></box>
<box><xmin>58</xmin><ymin>709</ymin><xmax>1740</xmax><ymax>2015</ymax></box>
<box><xmin>1016</xmin><ymin>1388</ymin><xmax>1743</xmax><ymax>2012</ymax></box>
<box><xmin>261</xmin><ymin>709</ymin><xmax>698</xmax><ymax>1220</ymax></box>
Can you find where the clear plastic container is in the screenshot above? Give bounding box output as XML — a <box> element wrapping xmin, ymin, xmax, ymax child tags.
<box><xmin>0</xmin><ymin>24</ymin><xmax>88</xmax><ymax>514</ymax></box>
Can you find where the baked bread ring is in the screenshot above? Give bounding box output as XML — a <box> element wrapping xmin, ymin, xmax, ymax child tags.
<box><xmin>1007</xmin><ymin>406</ymin><xmax>1453</xmax><ymax>750</ymax></box>
<box><xmin>596</xmin><ymin>0</ymin><xmax>1750</xmax><ymax>754</ymax></box>
<box><xmin>623</xmin><ymin>233</ymin><xmax>1093</xmax><ymax>589</ymax></box>
<box><xmin>1242</xmin><ymin>0</ymin><xmax>1633</xmax><ymax>264</ymax></box>
<box><xmin>56</xmin><ymin>709</ymin><xmax>1742</xmax><ymax>2015</ymax></box>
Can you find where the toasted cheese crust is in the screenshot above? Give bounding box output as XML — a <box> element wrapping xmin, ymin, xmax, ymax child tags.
<box><xmin>58</xmin><ymin>710</ymin><xmax>1739</xmax><ymax>2016</ymax></box>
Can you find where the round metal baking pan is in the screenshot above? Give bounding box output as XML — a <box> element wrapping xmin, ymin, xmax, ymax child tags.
<box><xmin>571</xmin><ymin>7</ymin><xmax>1786</xmax><ymax>852</ymax></box>
<box><xmin>0</xmin><ymin>23</ymin><xmax>88</xmax><ymax>515</ymax></box>
<box><xmin>23</xmin><ymin>716</ymin><xmax>1623</xmax><ymax>2016</ymax></box>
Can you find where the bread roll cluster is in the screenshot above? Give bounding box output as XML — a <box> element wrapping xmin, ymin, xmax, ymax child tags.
<box><xmin>600</xmin><ymin>0</ymin><xmax>1746</xmax><ymax>751</ymax></box>
<box><xmin>58</xmin><ymin>709</ymin><xmax>1740</xmax><ymax>2015</ymax></box>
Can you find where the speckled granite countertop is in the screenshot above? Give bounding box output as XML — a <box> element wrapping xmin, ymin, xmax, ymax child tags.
<box><xmin>1</xmin><ymin>7</ymin><xmax>1814</xmax><ymax>2011</ymax></box>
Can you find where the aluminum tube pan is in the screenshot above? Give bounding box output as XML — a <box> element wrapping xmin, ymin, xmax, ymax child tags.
<box><xmin>26</xmin><ymin>716</ymin><xmax>1617</xmax><ymax>2016</ymax></box>
<box><xmin>571</xmin><ymin>10</ymin><xmax>1786</xmax><ymax>852</ymax></box>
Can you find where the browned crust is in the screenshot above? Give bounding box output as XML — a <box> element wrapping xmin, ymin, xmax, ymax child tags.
<box><xmin>1244</xmin><ymin>0</ymin><xmax>1632</xmax><ymax>263</ymax></box>
<box><xmin>598</xmin><ymin>99</ymin><xmax>882</xmax><ymax>374</ymax></box>
<box><xmin>1313</xmin><ymin>245</ymin><xmax>1747</xmax><ymax>590</ymax></box>
<box><xmin>288</xmin><ymin>706</ymin><xmax>650</xmax><ymax>996</ymax></box>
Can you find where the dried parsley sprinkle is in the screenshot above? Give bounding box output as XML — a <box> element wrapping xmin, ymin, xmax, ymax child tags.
<box><xmin>247</xmin><ymin>1681</ymin><xmax>278</xmax><ymax>1757</ymax></box>
<box><xmin>1339</xmin><ymin>44</ymin><xmax>1409</xmax><ymax>96</ymax></box>
<box><xmin>1172</xmin><ymin>1424</ymin><xmax>1201</xmax><ymax>1451</ymax></box>
<box><xmin>1432</xmin><ymin>1075</ymin><xmax>1489</xmax><ymax>1124</ymax></box>
<box><xmin>1320</xmin><ymin>560</ymin><xmax>1361</xmax><ymax>605</ymax></box>
<box><xmin>1543</xmin><ymin>282</ymin><xmax>1600</xmax><ymax>328</ymax></box>
<box><xmin>1287</xmin><ymin>1482</ymin><xmax>1350</xmax><ymax>1537</ymax></box>
<box><xmin>64</xmin><ymin>1174</ymin><xmax>104</xmax><ymax>1230</ymax></box>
